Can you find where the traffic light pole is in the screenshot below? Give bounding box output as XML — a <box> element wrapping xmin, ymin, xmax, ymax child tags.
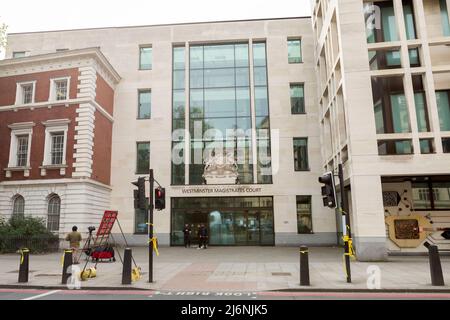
<box><xmin>338</xmin><ymin>163</ymin><xmax>351</xmax><ymax>283</ymax></box>
<box><xmin>148</xmin><ymin>168</ymin><xmax>154</xmax><ymax>283</ymax></box>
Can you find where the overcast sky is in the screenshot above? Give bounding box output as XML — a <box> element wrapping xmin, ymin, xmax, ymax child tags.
<box><xmin>0</xmin><ymin>0</ymin><xmax>312</xmax><ymax>58</ymax></box>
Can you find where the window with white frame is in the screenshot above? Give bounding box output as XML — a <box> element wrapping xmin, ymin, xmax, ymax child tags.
<box><xmin>12</xmin><ymin>195</ymin><xmax>25</xmax><ymax>218</ymax></box>
<box><xmin>15</xmin><ymin>81</ymin><xmax>36</xmax><ymax>105</ymax></box>
<box><xmin>50</xmin><ymin>132</ymin><xmax>65</xmax><ymax>165</ymax></box>
<box><xmin>50</xmin><ymin>77</ymin><xmax>70</xmax><ymax>101</ymax></box>
<box><xmin>47</xmin><ymin>194</ymin><xmax>61</xmax><ymax>232</ymax></box>
<box><xmin>7</xmin><ymin>123</ymin><xmax>34</xmax><ymax>169</ymax></box>
<box><xmin>16</xmin><ymin>135</ymin><xmax>29</xmax><ymax>167</ymax></box>
<box><xmin>42</xmin><ymin>119</ymin><xmax>69</xmax><ymax>166</ymax></box>
<box><xmin>22</xmin><ymin>84</ymin><xmax>33</xmax><ymax>104</ymax></box>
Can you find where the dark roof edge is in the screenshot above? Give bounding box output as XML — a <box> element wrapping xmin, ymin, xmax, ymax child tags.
<box><xmin>8</xmin><ymin>16</ymin><xmax>311</xmax><ymax>35</ymax></box>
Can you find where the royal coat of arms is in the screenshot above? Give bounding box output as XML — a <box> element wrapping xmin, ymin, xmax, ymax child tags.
<box><xmin>202</xmin><ymin>151</ymin><xmax>239</xmax><ymax>185</ymax></box>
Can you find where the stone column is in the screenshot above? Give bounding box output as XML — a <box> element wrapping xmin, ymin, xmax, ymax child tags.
<box><xmin>350</xmin><ymin>174</ymin><xmax>387</xmax><ymax>261</ymax></box>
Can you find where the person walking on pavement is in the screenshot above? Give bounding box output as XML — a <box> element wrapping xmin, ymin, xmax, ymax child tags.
<box><xmin>183</xmin><ymin>223</ymin><xmax>192</xmax><ymax>248</ymax></box>
<box><xmin>65</xmin><ymin>226</ymin><xmax>82</xmax><ymax>264</ymax></box>
<box><xmin>197</xmin><ymin>224</ymin><xmax>208</xmax><ymax>249</ymax></box>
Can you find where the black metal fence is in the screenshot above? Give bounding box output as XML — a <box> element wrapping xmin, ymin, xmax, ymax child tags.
<box><xmin>0</xmin><ymin>235</ymin><xmax>60</xmax><ymax>253</ymax></box>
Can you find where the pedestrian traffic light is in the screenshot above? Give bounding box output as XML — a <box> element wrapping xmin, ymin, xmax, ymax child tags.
<box><xmin>318</xmin><ymin>172</ymin><xmax>337</xmax><ymax>208</ymax></box>
<box><xmin>155</xmin><ymin>187</ymin><xmax>166</xmax><ymax>211</ymax></box>
<box><xmin>132</xmin><ymin>177</ymin><xmax>146</xmax><ymax>210</ymax></box>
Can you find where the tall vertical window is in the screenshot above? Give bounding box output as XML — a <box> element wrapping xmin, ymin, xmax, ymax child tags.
<box><xmin>297</xmin><ymin>196</ymin><xmax>313</xmax><ymax>234</ymax></box>
<box><xmin>290</xmin><ymin>83</ymin><xmax>305</xmax><ymax>114</ymax></box>
<box><xmin>403</xmin><ymin>0</ymin><xmax>417</xmax><ymax>40</ymax></box>
<box><xmin>16</xmin><ymin>135</ymin><xmax>29</xmax><ymax>167</ymax></box>
<box><xmin>443</xmin><ymin>138</ymin><xmax>450</xmax><ymax>153</ymax></box>
<box><xmin>413</xmin><ymin>75</ymin><xmax>430</xmax><ymax>132</ymax></box>
<box><xmin>254</xmin><ymin>42</ymin><xmax>272</xmax><ymax>183</ymax></box>
<box><xmin>440</xmin><ymin>0</ymin><xmax>450</xmax><ymax>36</ymax></box>
<box><xmin>12</xmin><ymin>195</ymin><xmax>25</xmax><ymax>218</ymax></box>
<box><xmin>436</xmin><ymin>90</ymin><xmax>450</xmax><ymax>131</ymax></box>
<box><xmin>287</xmin><ymin>39</ymin><xmax>302</xmax><ymax>63</ymax></box>
<box><xmin>172</xmin><ymin>46</ymin><xmax>186</xmax><ymax>185</ymax></box>
<box><xmin>366</xmin><ymin>1</ymin><xmax>399</xmax><ymax>43</ymax></box>
<box><xmin>372</xmin><ymin>76</ymin><xmax>411</xmax><ymax>134</ymax></box>
<box><xmin>188</xmin><ymin>43</ymin><xmax>255</xmax><ymax>185</ymax></box>
<box><xmin>50</xmin><ymin>132</ymin><xmax>65</xmax><ymax>165</ymax></box>
<box><xmin>138</xmin><ymin>90</ymin><xmax>151</xmax><ymax>119</ymax></box>
<box><xmin>139</xmin><ymin>46</ymin><xmax>152</xmax><ymax>70</ymax></box>
<box><xmin>136</xmin><ymin>142</ymin><xmax>150</xmax><ymax>174</ymax></box>
<box><xmin>293</xmin><ymin>138</ymin><xmax>309</xmax><ymax>171</ymax></box>
<box><xmin>47</xmin><ymin>194</ymin><xmax>61</xmax><ymax>232</ymax></box>
<box><xmin>21</xmin><ymin>83</ymin><xmax>34</xmax><ymax>104</ymax></box>
<box><xmin>53</xmin><ymin>79</ymin><xmax>69</xmax><ymax>101</ymax></box>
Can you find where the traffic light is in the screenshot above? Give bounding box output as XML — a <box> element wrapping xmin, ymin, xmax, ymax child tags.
<box><xmin>132</xmin><ymin>177</ymin><xmax>146</xmax><ymax>210</ymax></box>
<box><xmin>442</xmin><ymin>230</ymin><xmax>450</xmax><ymax>240</ymax></box>
<box><xmin>318</xmin><ymin>172</ymin><xmax>337</xmax><ymax>208</ymax></box>
<box><xmin>155</xmin><ymin>187</ymin><xmax>166</xmax><ymax>211</ymax></box>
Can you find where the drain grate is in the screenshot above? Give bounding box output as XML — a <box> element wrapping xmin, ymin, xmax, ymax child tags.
<box><xmin>271</xmin><ymin>272</ymin><xmax>291</xmax><ymax>276</ymax></box>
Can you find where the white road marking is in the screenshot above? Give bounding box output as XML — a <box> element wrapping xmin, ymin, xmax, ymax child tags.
<box><xmin>22</xmin><ymin>290</ymin><xmax>61</xmax><ymax>300</ymax></box>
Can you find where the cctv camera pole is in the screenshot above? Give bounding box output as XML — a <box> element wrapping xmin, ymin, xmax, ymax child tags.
<box><xmin>339</xmin><ymin>163</ymin><xmax>352</xmax><ymax>283</ymax></box>
<box><xmin>148</xmin><ymin>168</ymin><xmax>154</xmax><ymax>283</ymax></box>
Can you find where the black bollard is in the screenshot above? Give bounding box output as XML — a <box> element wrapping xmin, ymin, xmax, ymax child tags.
<box><xmin>122</xmin><ymin>248</ymin><xmax>132</xmax><ymax>285</ymax></box>
<box><xmin>18</xmin><ymin>248</ymin><xmax>30</xmax><ymax>283</ymax></box>
<box><xmin>424</xmin><ymin>242</ymin><xmax>445</xmax><ymax>286</ymax></box>
<box><xmin>300</xmin><ymin>245</ymin><xmax>310</xmax><ymax>286</ymax></box>
<box><xmin>61</xmin><ymin>250</ymin><xmax>73</xmax><ymax>285</ymax></box>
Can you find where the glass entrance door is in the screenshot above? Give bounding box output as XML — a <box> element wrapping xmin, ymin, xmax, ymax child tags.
<box><xmin>171</xmin><ymin>197</ymin><xmax>274</xmax><ymax>246</ymax></box>
<box><xmin>233</xmin><ymin>212</ymin><xmax>248</xmax><ymax>245</ymax></box>
<box><xmin>247</xmin><ymin>211</ymin><xmax>260</xmax><ymax>245</ymax></box>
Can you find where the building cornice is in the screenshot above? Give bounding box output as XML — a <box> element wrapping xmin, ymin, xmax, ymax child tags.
<box><xmin>0</xmin><ymin>177</ymin><xmax>112</xmax><ymax>190</ymax></box>
<box><xmin>0</xmin><ymin>47</ymin><xmax>121</xmax><ymax>84</ymax></box>
<box><xmin>7</xmin><ymin>16</ymin><xmax>311</xmax><ymax>36</ymax></box>
<box><xmin>0</xmin><ymin>98</ymin><xmax>114</xmax><ymax>123</ymax></box>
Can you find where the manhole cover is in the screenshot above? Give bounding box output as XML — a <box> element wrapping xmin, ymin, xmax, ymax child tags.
<box><xmin>271</xmin><ymin>272</ymin><xmax>291</xmax><ymax>276</ymax></box>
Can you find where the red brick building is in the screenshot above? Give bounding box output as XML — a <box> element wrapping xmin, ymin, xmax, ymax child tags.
<box><xmin>0</xmin><ymin>48</ymin><xmax>120</xmax><ymax>235</ymax></box>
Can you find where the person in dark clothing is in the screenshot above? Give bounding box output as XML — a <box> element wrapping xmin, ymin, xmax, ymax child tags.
<box><xmin>183</xmin><ymin>224</ymin><xmax>191</xmax><ymax>248</ymax></box>
<box><xmin>197</xmin><ymin>224</ymin><xmax>208</xmax><ymax>249</ymax></box>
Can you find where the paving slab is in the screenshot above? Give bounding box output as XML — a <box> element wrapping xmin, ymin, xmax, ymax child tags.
<box><xmin>0</xmin><ymin>246</ymin><xmax>449</xmax><ymax>291</ymax></box>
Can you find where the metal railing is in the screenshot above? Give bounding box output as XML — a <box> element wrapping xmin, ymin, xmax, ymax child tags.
<box><xmin>0</xmin><ymin>235</ymin><xmax>60</xmax><ymax>253</ymax></box>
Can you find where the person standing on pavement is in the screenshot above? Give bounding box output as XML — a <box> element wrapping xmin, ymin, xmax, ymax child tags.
<box><xmin>183</xmin><ymin>223</ymin><xmax>192</xmax><ymax>248</ymax></box>
<box><xmin>197</xmin><ymin>224</ymin><xmax>208</xmax><ymax>249</ymax></box>
<box><xmin>65</xmin><ymin>226</ymin><xmax>82</xmax><ymax>264</ymax></box>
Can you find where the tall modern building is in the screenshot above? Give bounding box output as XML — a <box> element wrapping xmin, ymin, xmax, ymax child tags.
<box><xmin>0</xmin><ymin>1</ymin><xmax>449</xmax><ymax>260</ymax></box>
<box><xmin>312</xmin><ymin>0</ymin><xmax>450</xmax><ymax>259</ymax></box>
<box><xmin>1</xmin><ymin>18</ymin><xmax>337</xmax><ymax>251</ymax></box>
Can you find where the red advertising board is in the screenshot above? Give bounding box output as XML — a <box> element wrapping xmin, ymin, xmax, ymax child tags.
<box><xmin>96</xmin><ymin>211</ymin><xmax>118</xmax><ymax>236</ymax></box>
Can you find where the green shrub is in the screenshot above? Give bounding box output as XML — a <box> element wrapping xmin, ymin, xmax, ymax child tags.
<box><xmin>0</xmin><ymin>216</ymin><xmax>59</xmax><ymax>253</ymax></box>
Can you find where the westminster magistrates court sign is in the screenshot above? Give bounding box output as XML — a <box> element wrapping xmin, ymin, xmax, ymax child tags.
<box><xmin>180</xmin><ymin>186</ymin><xmax>262</xmax><ymax>194</ymax></box>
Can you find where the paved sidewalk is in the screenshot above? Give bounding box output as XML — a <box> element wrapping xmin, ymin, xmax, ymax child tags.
<box><xmin>1</xmin><ymin>246</ymin><xmax>449</xmax><ymax>291</ymax></box>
